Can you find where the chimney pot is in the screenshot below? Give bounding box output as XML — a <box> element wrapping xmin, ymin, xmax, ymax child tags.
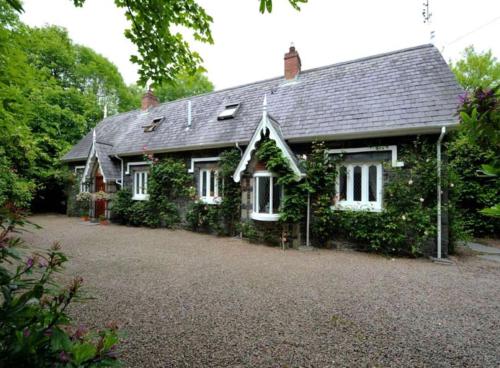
<box><xmin>141</xmin><ymin>88</ymin><xmax>159</xmax><ymax>111</ymax></box>
<box><xmin>284</xmin><ymin>45</ymin><xmax>301</xmax><ymax>80</ymax></box>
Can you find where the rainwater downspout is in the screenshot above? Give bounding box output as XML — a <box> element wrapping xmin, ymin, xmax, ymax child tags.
<box><xmin>114</xmin><ymin>155</ymin><xmax>124</xmax><ymax>188</ymax></box>
<box><xmin>436</xmin><ymin>126</ymin><xmax>446</xmax><ymax>259</ymax></box>
<box><xmin>306</xmin><ymin>192</ymin><xmax>311</xmax><ymax>247</ymax></box>
<box><xmin>235</xmin><ymin>142</ymin><xmax>243</xmax><ymax>156</ymax></box>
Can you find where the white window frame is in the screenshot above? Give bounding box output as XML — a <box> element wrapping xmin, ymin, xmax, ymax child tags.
<box><xmin>251</xmin><ymin>171</ymin><xmax>282</xmax><ymax>221</ymax></box>
<box><xmin>74</xmin><ymin>166</ymin><xmax>86</xmax><ymax>193</ymax></box>
<box><xmin>334</xmin><ymin>162</ymin><xmax>383</xmax><ymax>212</ymax></box>
<box><xmin>133</xmin><ymin>170</ymin><xmax>149</xmax><ymax>200</ymax></box>
<box><xmin>199</xmin><ymin>169</ymin><xmax>221</xmax><ymax>204</ymax></box>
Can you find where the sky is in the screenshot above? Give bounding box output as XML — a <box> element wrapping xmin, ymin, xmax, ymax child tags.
<box><xmin>21</xmin><ymin>0</ymin><xmax>500</xmax><ymax>91</ymax></box>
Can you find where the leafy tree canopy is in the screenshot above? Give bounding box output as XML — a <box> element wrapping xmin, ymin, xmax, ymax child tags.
<box><xmin>451</xmin><ymin>46</ymin><xmax>500</xmax><ymax>91</ymax></box>
<box><xmin>6</xmin><ymin>0</ymin><xmax>306</xmax><ymax>86</ymax></box>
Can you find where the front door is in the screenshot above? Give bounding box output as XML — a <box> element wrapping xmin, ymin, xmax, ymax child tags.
<box><xmin>95</xmin><ymin>175</ymin><xmax>106</xmax><ymax>218</ymax></box>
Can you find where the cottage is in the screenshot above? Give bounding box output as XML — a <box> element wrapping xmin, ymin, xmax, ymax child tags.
<box><xmin>62</xmin><ymin>44</ymin><xmax>461</xmax><ymax>257</ymax></box>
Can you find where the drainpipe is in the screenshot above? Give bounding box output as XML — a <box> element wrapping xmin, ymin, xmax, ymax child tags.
<box><xmin>306</xmin><ymin>192</ymin><xmax>311</xmax><ymax>247</ymax></box>
<box><xmin>114</xmin><ymin>155</ymin><xmax>124</xmax><ymax>187</ymax></box>
<box><xmin>436</xmin><ymin>126</ymin><xmax>446</xmax><ymax>259</ymax></box>
<box><xmin>235</xmin><ymin>142</ymin><xmax>243</xmax><ymax>156</ymax></box>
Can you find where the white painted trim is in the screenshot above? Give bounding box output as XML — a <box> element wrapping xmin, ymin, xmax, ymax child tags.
<box><xmin>74</xmin><ymin>165</ymin><xmax>85</xmax><ymax>173</ymax></box>
<box><xmin>334</xmin><ymin>162</ymin><xmax>383</xmax><ymax>212</ymax></box>
<box><xmin>126</xmin><ymin>161</ymin><xmax>151</xmax><ymax>175</ymax></box>
<box><xmin>233</xmin><ymin>114</ymin><xmax>303</xmax><ymax>182</ymax></box>
<box><xmin>251</xmin><ymin>171</ymin><xmax>281</xmax><ymax>221</ymax></box>
<box><xmin>250</xmin><ymin>212</ymin><xmax>280</xmax><ymax>221</ymax></box>
<box><xmin>132</xmin><ymin>170</ymin><xmax>149</xmax><ymax>200</ymax></box>
<box><xmin>328</xmin><ymin>145</ymin><xmax>404</xmax><ymax>167</ymax></box>
<box><xmin>198</xmin><ymin>169</ymin><xmax>221</xmax><ymax>204</ymax></box>
<box><xmin>188</xmin><ymin>157</ymin><xmax>220</xmax><ymax>173</ymax></box>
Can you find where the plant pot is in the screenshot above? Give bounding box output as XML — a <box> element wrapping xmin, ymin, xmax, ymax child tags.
<box><xmin>99</xmin><ymin>220</ymin><xmax>109</xmax><ymax>225</ymax></box>
<box><xmin>81</xmin><ymin>216</ymin><xmax>89</xmax><ymax>221</ymax></box>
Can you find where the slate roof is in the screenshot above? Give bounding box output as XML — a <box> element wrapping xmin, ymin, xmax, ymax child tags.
<box><xmin>62</xmin><ymin>44</ymin><xmax>461</xmax><ymax>162</ymax></box>
<box><xmin>94</xmin><ymin>142</ymin><xmax>121</xmax><ymax>181</ymax></box>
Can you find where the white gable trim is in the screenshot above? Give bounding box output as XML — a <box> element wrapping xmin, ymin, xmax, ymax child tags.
<box><xmin>327</xmin><ymin>145</ymin><xmax>404</xmax><ymax>167</ymax></box>
<box><xmin>188</xmin><ymin>157</ymin><xmax>220</xmax><ymax>173</ymax></box>
<box><xmin>125</xmin><ymin>161</ymin><xmax>151</xmax><ymax>175</ymax></box>
<box><xmin>233</xmin><ymin>115</ymin><xmax>303</xmax><ymax>183</ymax></box>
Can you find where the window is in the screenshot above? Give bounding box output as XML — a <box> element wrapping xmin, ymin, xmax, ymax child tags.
<box><xmin>199</xmin><ymin>169</ymin><xmax>221</xmax><ymax>204</ymax></box>
<box><xmin>142</xmin><ymin>117</ymin><xmax>163</xmax><ymax>132</ymax></box>
<box><xmin>217</xmin><ymin>103</ymin><xmax>240</xmax><ymax>120</ymax></box>
<box><xmin>133</xmin><ymin>170</ymin><xmax>149</xmax><ymax>200</ymax></box>
<box><xmin>74</xmin><ymin>166</ymin><xmax>86</xmax><ymax>192</ymax></box>
<box><xmin>251</xmin><ymin>171</ymin><xmax>282</xmax><ymax>221</ymax></box>
<box><xmin>336</xmin><ymin>163</ymin><xmax>382</xmax><ymax>211</ymax></box>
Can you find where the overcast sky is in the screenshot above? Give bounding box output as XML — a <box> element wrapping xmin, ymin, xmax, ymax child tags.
<box><xmin>21</xmin><ymin>0</ymin><xmax>500</xmax><ymax>90</ymax></box>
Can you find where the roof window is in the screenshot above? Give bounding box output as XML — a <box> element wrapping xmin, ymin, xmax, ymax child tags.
<box><xmin>143</xmin><ymin>117</ymin><xmax>164</xmax><ymax>132</ymax></box>
<box><xmin>217</xmin><ymin>103</ymin><xmax>240</xmax><ymax>120</ymax></box>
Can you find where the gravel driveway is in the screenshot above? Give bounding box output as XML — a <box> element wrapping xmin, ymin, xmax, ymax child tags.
<box><xmin>23</xmin><ymin>215</ymin><xmax>500</xmax><ymax>367</ymax></box>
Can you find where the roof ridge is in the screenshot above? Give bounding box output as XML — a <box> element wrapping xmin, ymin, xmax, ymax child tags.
<box><xmin>102</xmin><ymin>44</ymin><xmax>436</xmax><ymax>119</ymax></box>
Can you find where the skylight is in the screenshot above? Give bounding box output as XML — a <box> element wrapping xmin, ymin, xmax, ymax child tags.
<box><xmin>143</xmin><ymin>117</ymin><xmax>163</xmax><ymax>132</ymax></box>
<box><xmin>217</xmin><ymin>103</ymin><xmax>240</xmax><ymax>120</ymax></box>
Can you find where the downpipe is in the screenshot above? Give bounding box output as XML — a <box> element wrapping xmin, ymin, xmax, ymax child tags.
<box><xmin>436</xmin><ymin>126</ymin><xmax>446</xmax><ymax>259</ymax></box>
<box><xmin>114</xmin><ymin>155</ymin><xmax>124</xmax><ymax>187</ymax></box>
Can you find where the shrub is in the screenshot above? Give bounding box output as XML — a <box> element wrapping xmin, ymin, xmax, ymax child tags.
<box><xmin>186</xmin><ymin>201</ymin><xmax>222</xmax><ymax>234</ymax></box>
<box><xmin>0</xmin><ymin>206</ymin><xmax>120</xmax><ymax>367</ymax></box>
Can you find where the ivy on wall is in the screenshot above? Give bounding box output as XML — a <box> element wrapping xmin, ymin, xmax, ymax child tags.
<box><xmin>186</xmin><ymin>148</ymin><xmax>241</xmax><ymax>235</ymax></box>
<box><xmin>113</xmin><ymin>157</ymin><xmax>193</xmax><ymax>228</ymax></box>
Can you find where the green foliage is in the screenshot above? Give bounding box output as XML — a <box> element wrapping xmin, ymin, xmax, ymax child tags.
<box><xmin>186</xmin><ymin>201</ymin><xmax>223</xmax><ymax>235</ymax></box>
<box><xmin>0</xmin><ymin>7</ymin><xmax>138</xmax><ymax>212</ymax></box>
<box><xmin>185</xmin><ymin>149</ymin><xmax>241</xmax><ymax>236</ymax></box>
<box><xmin>456</xmin><ymin>86</ymin><xmax>500</xmax><ymax>222</ymax></box>
<box><xmin>153</xmin><ymin>69</ymin><xmax>213</xmax><ymax>103</ymax></box>
<box><xmin>451</xmin><ymin>46</ymin><xmax>500</xmax><ymax>91</ymax></box>
<box><xmin>8</xmin><ymin>0</ymin><xmax>305</xmax><ymax>86</ymax></box>
<box><xmin>113</xmin><ymin>158</ymin><xmax>193</xmax><ymax>228</ymax></box>
<box><xmin>0</xmin><ymin>207</ymin><xmax>121</xmax><ymax>367</ymax></box>
<box><xmin>236</xmin><ymin>221</ymin><xmax>259</xmax><ymax>243</ymax></box>
<box><xmin>255</xmin><ymin>137</ymin><xmax>306</xmax><ymax>224</ymax></box>
<box><xmin>306</xmin><ymin>142</ymin><xmax>338</xmax><ymax>245</ymax></box>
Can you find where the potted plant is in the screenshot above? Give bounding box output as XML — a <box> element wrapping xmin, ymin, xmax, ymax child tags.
<box><xmin>76</xmin><ymin>192</ymin><xmax>92</xmax><ymax>221</ymax></box>
<box><xmin>98</xmin><ymin>214</ymin><xmax>108</xmax><ymax>225</ymax></box>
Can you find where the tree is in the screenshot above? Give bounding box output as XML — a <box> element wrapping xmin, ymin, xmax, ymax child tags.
<box><xmin>6</xmin><ymin>0</ymin><xmax>307</xmax><ymax>86</ymax></box>
<box><xmin>152</xmin><ymin>69</ymin><xmax>213</xmax><ymax>103</ymax></box>
<box><xmin>451</xmin><ymin>46</ymin><xmax>500</xmax><ymax>91</ymax></box>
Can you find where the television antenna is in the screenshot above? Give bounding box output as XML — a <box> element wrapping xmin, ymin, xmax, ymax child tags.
<box><xmin>422</xmin><ymin>0</ymin><xmax>435</xmax><ymax>42</ymax></box>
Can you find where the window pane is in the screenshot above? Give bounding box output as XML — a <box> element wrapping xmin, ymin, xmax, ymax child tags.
<box><xmin>353</xmin><ymin>166</ymin><xmax>362</xmax><ymax>201</ymax></box>
<box><xmin>369</xmin><ymin>165</ymin><xmax>377</xmax><ymax>202</ymax></box>
<box><xmin>209</xmin><ymin>170</ymin><xmax>215</xmax><ymax>197</ymax></box>
<box><xmin>272</xmin><ymin>180</ymin><xmax>281</xmax><ymax>214</ymax></box>
<box><xmin>141</xmin><ymin>172</ymin><xmax>146</xmax><ymax>194</ymax></box>
<box><xmin>258</xmin><ymin>176</ymin><xmax>270</xmax><ymax>214</ymax></box>
<box><xmin>201</xmin><ymin>171</ymin><xmax>207</xmax><ymax>197</ymax></box>
<box><xmin>135</xmin><ymin>173</ymin><xmax>139</xmax><ymax>195</ymax></box>
<box><xmin>339</xmin><ymin>166</ymin><xmax>347</xmax><ymax>201</ymax></box>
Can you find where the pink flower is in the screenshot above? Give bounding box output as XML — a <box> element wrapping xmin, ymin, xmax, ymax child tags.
<box><xmin>23</xmin><ymin>327</ymin><xmax>30</xmax><ymax>337</ymax></box>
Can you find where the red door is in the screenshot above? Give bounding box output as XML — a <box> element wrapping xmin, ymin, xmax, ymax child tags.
<box><xmin>95</xmin><ymin>175</ymin><xmax>106</xmax><ymax>218</ymax></box>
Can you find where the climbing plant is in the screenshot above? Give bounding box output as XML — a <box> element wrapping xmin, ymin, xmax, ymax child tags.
<box><xmin>113</xmin><ymin>156</ymin><xmax>193</xmax><ymax>228</ymax></box>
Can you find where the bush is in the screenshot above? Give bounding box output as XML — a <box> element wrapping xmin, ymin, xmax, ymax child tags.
<box><xmin>0</xmin><ymin>206</ymin><xmax>121</xmax><ymax>367</ymax></box>
<box><xmin>186</xmin><ymin>201</ymin><xmax>222</xmax><ymax>234</ymax></box>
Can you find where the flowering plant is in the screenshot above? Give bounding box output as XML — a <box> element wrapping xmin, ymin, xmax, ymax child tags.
<box><xmin>93</xmin><ymin>191</ymin><xmax>111</xmax><ymax>201</ymax></box>
<box><xmin>76</xmin><ymin>191</ymin><xmax>92</xmax><ymax>202</ymax></box>
<box><xmin>0</xmin><ymin>206</ymin><xmax>121</xmax><ymax>367</ymax></box>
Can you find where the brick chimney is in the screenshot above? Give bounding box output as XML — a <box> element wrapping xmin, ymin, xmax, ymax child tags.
<box><xmin>284</xmin><ymin>45</ymin><xmax>301</xmax><ymax>80</ymax></box>
<box><xmin>141</xmin><ymin>88</ymin><xmax>159</xmax><ymax>111</ymax></box>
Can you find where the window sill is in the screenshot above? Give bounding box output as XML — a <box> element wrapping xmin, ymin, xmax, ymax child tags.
<box><xmin>332</xmin><ymin>202</ymin><xmax>382</xmax><ymax>213</ymax></box>
<box><xmin>250</xmin><ymin>212</ymin><xmax>280</xmax><ymax>221</ymax></box>
<box><xmin>132</xmin><ymin>195</ymin><xmax>149</xmax><ymax>201</ymax></box>
<box><xmin>199</xmin><ymin>197</ymin><xmax>221</xmax><ymax>205</ymax></box>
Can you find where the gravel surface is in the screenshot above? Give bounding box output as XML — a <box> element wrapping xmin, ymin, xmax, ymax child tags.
<box><xmin>23</xmin><ymin>215</ymin><xmax>500</xmax><ymax>367</ymax></box>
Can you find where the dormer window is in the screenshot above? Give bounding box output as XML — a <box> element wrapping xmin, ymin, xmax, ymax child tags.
<box><xmin>217</xmin><ymin>104</ymin><xmax>240</xmax><ymax>120</ymax></box>
<box><xmin>143</xmin><ymin>117</ymin><xmax>164</xmax><ymax>132</ymax></box>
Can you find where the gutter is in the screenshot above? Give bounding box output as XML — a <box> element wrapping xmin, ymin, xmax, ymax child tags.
<box><xmin>436</xmin><ymin>126</ymin><xmax>446</xmax><ymax>259</ymax></box>
<box><xmin>114</xmin><ymin>155</ymin><xmax>124</xmax><ymax>187</ymax></box>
